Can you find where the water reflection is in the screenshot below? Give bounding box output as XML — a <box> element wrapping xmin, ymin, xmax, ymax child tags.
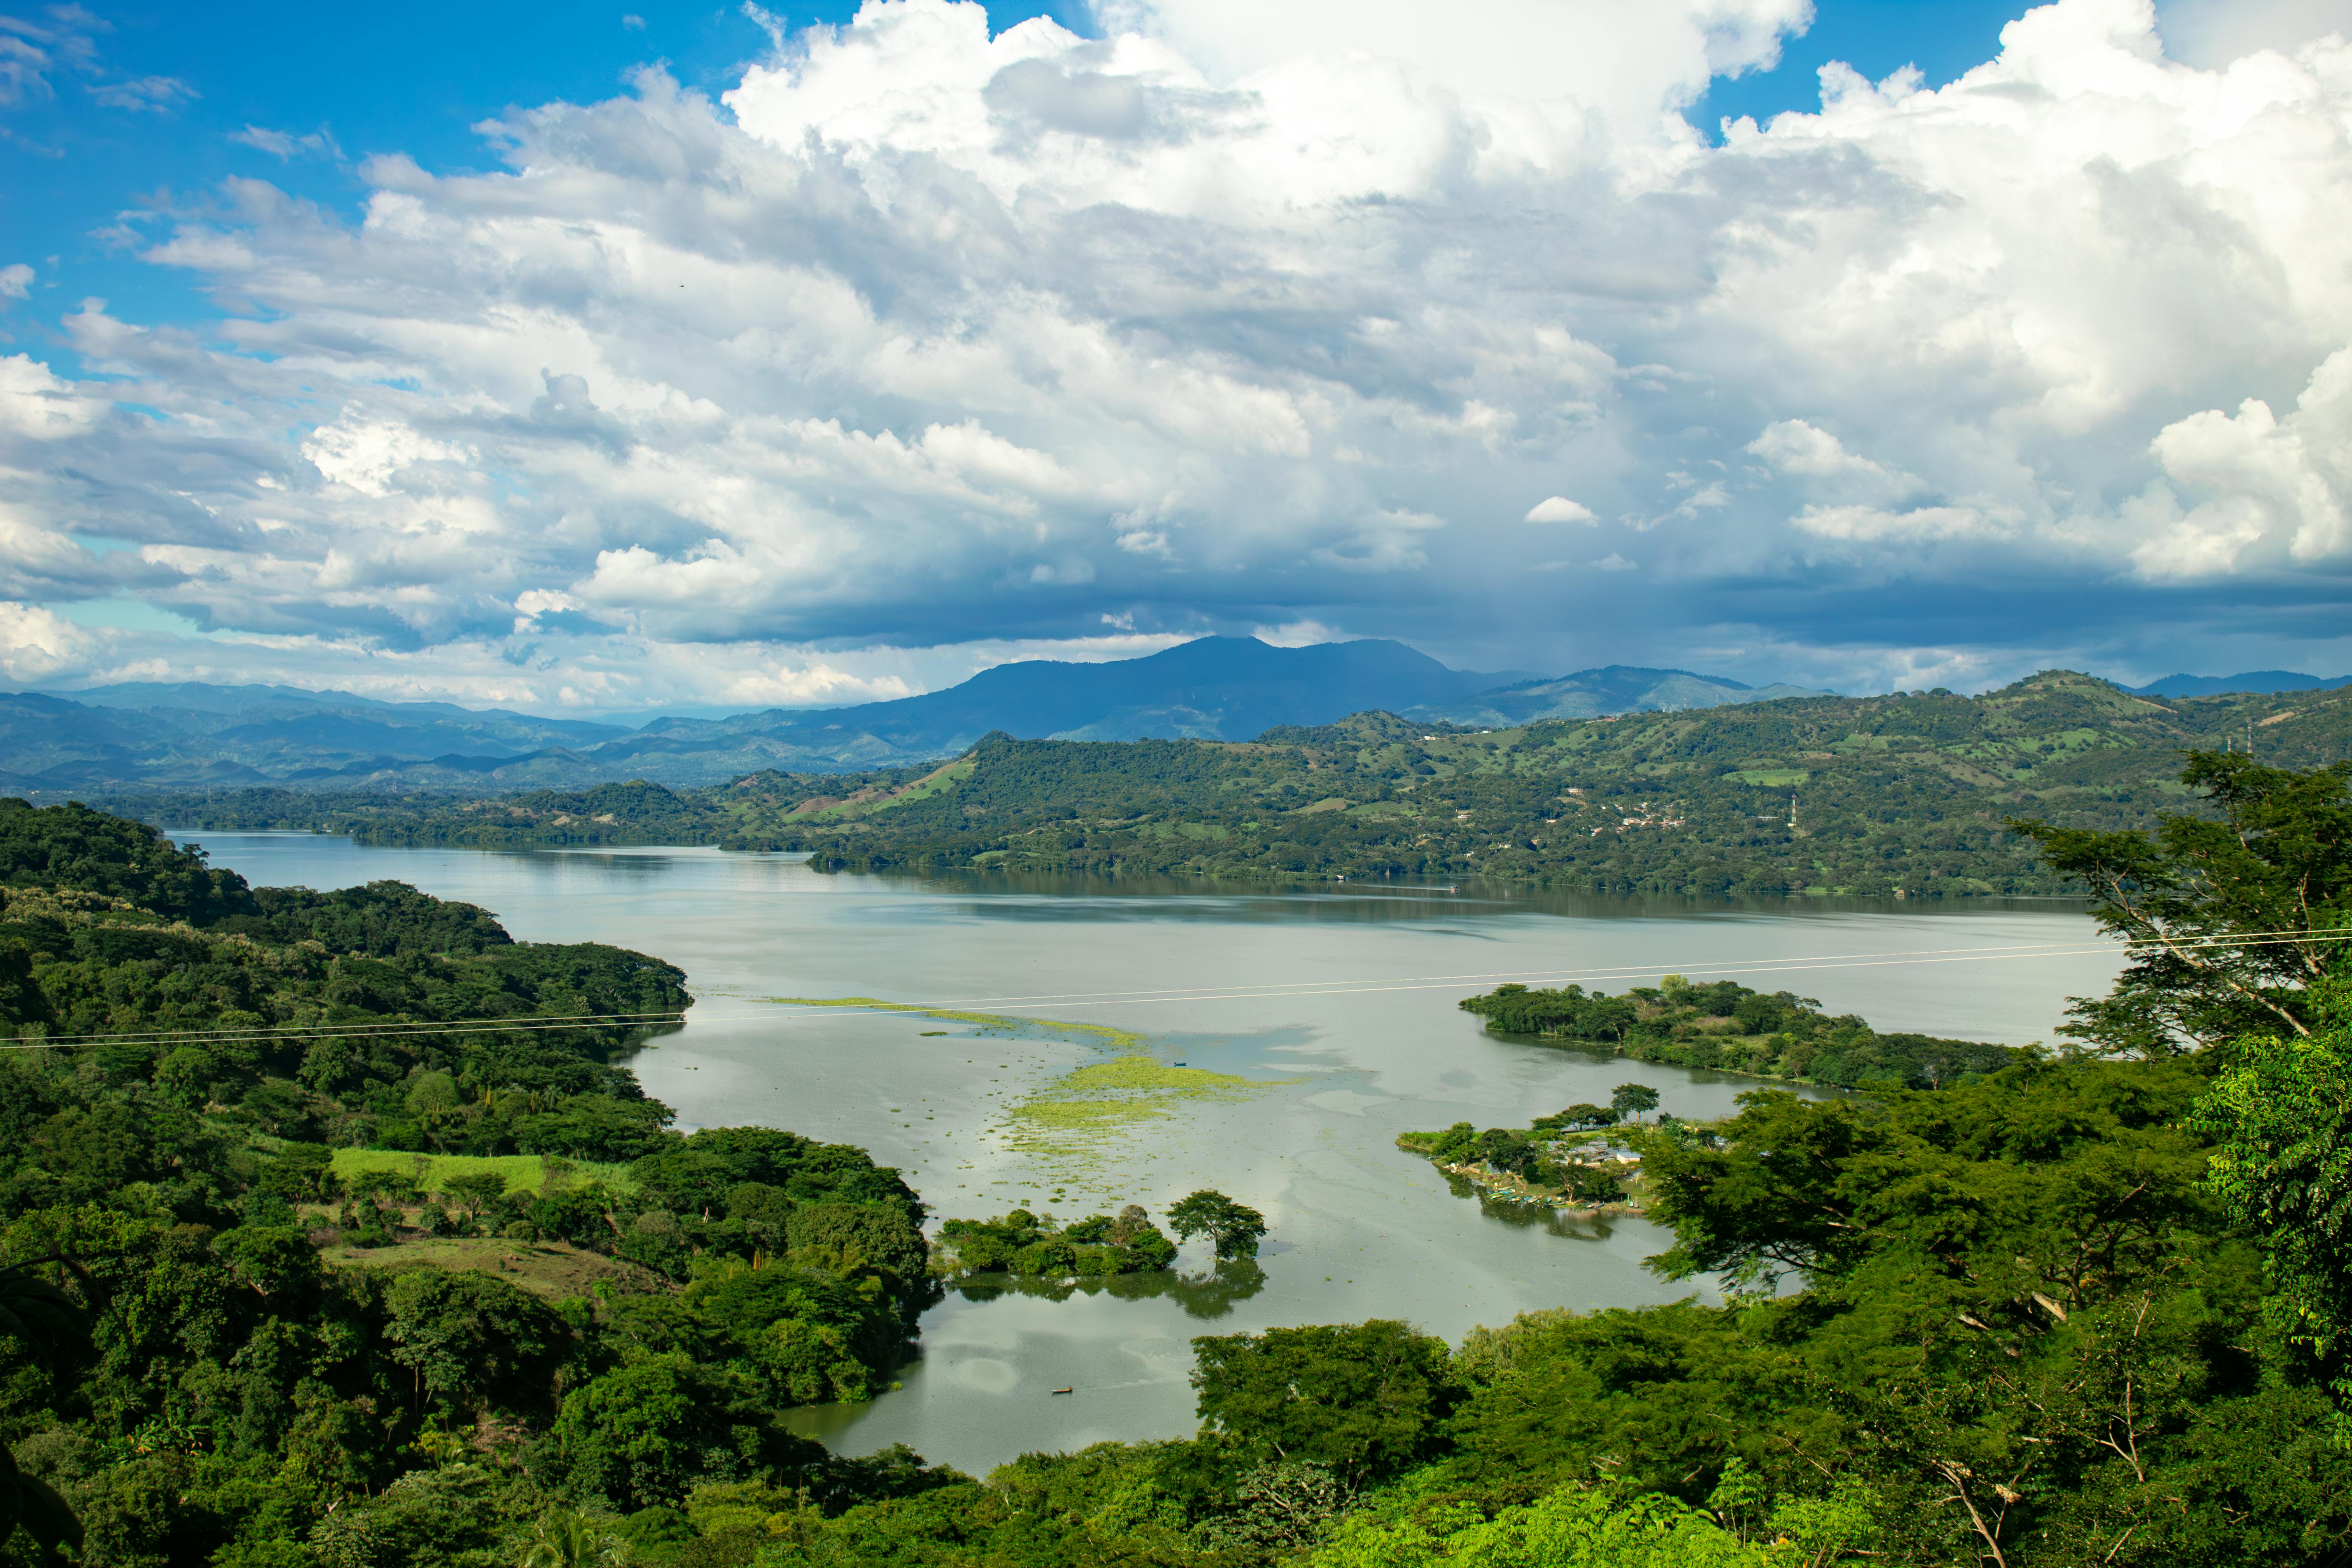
<box><xmin>952</xmin><ymin>1259</ymin><xmax>1269</xmax><ymax>1319</ymax></box>
<box><xmin>1441</xmin><ymin>1174</ymin><xmax>1620</xmax><ymax>1241</ymax></box>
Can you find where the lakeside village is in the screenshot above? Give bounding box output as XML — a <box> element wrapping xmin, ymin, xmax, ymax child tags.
<box><xmin>1397</xmin><ymin>1083</ymin><xmax>1662</xmax><ymax>1215</ymax></box>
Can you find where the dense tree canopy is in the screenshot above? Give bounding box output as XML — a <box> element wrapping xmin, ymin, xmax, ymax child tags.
<box><xmin>2011</xmin><ymin>752</ymin><xmax>2352</xmax><ymax>1054</ymax></box>
<box><xmin>0</xmin><ymin>801</ymin><xmax>953</xmax><ymax>1566</ymax></box>
<box><xmin>0</xmin><ymin>768</ymin><xmax>2347</xmax><ymax>1565</ymax></box>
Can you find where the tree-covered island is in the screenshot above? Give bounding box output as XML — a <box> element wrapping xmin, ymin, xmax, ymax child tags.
<box><xmin>1457</xmin><ymin>971</ymin><xmax>2016</xmax><ymax>1088</ymax></box>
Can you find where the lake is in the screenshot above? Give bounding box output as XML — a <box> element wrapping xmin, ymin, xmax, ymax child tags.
<box><xmin>171</xmin><ymin>832</ymin><xmax>2127</xmax><ymax>1476</ymax></box>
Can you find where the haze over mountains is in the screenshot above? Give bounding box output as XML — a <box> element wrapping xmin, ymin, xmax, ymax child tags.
<box><xmin>0</xmin><ymin>637</ymin><xmax>2332</xmax><ymax>794</ymax></box>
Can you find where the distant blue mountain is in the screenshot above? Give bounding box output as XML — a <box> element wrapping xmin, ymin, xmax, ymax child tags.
<box><xmin>4</xmin><ymin>637</ymin><xmax>1832</xmax><ymax>790</ymax></box>
<box><xmin>0</xmin><ymin>683</ymin><xmax>630</xmax><ymax>791</ymax></box>
<box><xmin>595</xmin><ymin>637</ymin><xmax>1539</xmax><ymax>774</ymax></box>
<box><xmin>2126</xmin><ymin>671</ymin><xmax>2352</xmax><ymax>698</ymax></box>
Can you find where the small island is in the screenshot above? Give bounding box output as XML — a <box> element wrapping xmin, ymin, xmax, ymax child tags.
<box><xmin>932</xmin><ymin>1190</ymin><xmax>1266</xmax><ymax>1280</ymax></box>
<box><xmin>1401</xmin><ymin>1085</ymin><xmax>1665</xmax><ymax>1213</ymax></box>
<box><xmin>1459</xmin><ymin>972</ymin><xmax>2014</xmax><ymax>1088</ymax></box>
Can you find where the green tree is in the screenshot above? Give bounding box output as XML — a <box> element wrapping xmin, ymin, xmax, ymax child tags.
<box><xmin>1310</xmin><ymin>1481</ymin><xmax>1780</xmax><ymax>1568</ymax></box>
<box><xmin>441</xmin><ymin>1171</ymin><xmax>510</xmax><ymax>1222</ymax></box>
<box><xmin>1534</xmin><ymin>1102</ymin><xmax>1617</xmax><ymax>1131</ymax></box>
<box><xmin>2010</xmin><ymin>752</ymin><xmax>2352</xmax><ymax>1054</ymax></box>
<box><xmin>0</xmin><ymin>1257</ymin><xmax>87</xmax><ymax>1566</ymax></box>
<box><xmin>1165</xmin><ymin>1190</ymin><xmax>1268</xmax><ymax>1259</ymax></box>
<box><xmin>1610</xmin><ymin>1083</ymin><xmax>1659</xmax><ymax>1123</ymax></box>
<box><xmin>543</xmin><ymin>1354</ymin><xmax>822</xmax><ymax>1511</ymax></box>
<box><xmin>517</xmin><ymin>1510</ymin><xmax>628</xmax><ymax>1568</ymax></box>
<box><xmin>380</xmin><ymin>1269</ymin><xmax>568</xmax><ymax>1421</ymax></box>
<box><xmin>1191</xmin><ymin>1321</ymin><xmax>1460</xmax><ymax>1482</ymax></box>
<box><xmin>2199</xmin><ymin>982</ymin><xmax>2352</xmax><ymax>1410</ymax></box>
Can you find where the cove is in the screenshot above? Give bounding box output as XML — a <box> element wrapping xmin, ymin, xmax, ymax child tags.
<box><xmin>165</xmin><ymin>831</ymin><xmax>2126</xmax><ymax>1475</ymax></box>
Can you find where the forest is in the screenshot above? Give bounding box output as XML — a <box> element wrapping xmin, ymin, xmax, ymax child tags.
<box><xmin>0</xmin><ymin>749</ymin><xmax>2346</xmax><ymax>1564</ymax></box>
<box><xmin>0</xmin><ymin>799</ymin><xmax>960</xmax><ymax>1565</ymax></box>
<box><xmin>109</xmin><ymin>669</ymin><xmax>2352</xmax><ymax>898</ymax></box>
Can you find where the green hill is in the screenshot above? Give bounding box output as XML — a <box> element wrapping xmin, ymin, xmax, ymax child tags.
<box><xmin>112</xmin><ymin>671</ymin><xmax>2352</xmax><ymax>897</ymax></box>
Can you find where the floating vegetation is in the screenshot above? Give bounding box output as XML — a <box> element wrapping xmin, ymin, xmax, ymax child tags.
<box><xmin>766</xmin><ymin>997</ymin><xmax>1295</xmax><ymax>1191</ymax></box>
<box><xmin>765</xmin><ymin>995</ymin><xmax>1145</xmax><ymax>1051</ymax></box>
<box><xmin>1002</xmin><ymin>1055</ymin><xmax>1294</xmax><ymax>1166</ymax></box>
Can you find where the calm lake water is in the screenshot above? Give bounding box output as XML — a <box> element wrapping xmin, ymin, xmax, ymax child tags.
<box><xmin>170</xmin><ymin>832</ymin><xmax>2126</xmax><ymax>1475</ymax></box>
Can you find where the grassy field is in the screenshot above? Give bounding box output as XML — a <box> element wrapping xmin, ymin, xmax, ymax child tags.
<box><xmin>329</xmin><ymin>1149</ymin><xmax>638</xmax><ymax>1196</ymax></box>
<box><xmin>319</xmin><ymin>1236</ymin><xmax>668</xmax><ymax>1298</ymax></box>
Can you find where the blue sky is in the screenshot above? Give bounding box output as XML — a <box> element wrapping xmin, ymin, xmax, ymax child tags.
<box><xmin>5</xmin><ymin>1</ymin><xmax>2032</xmax><ymax>336</ymax></box>
<box><xmin>0</xmin><ymin>0</ymin><xmax>2348</xmax><ymax>712</ymax></box>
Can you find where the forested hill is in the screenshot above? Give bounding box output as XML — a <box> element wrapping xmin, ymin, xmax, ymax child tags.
<box><xmin>0</xmin><ymin>799</ymin><xmax>982</xmax><ymax>1562</ymax></box>
<box><xmin>122</xmin><ymin>671</ymin><xmax>2352</xmax><ymax>897</ymax></box>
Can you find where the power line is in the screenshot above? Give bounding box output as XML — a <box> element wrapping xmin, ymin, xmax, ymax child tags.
<box><xmin>0</xmin><ymin>1012</ymin><xmax>687</xmax><ymax>1054</ymax></box>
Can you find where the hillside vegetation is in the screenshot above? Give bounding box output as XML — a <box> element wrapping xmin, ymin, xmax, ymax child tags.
<box><xmin>124</xmin><ymin>671</ymin><xmax>2352</xmax><ymax>897</ymax></box>
<box><xmin>0</xmin><ymin>801</ymin><xmax>963</xmax><ymax>1563</ymax></box>
<box><xmin>0</xmin><ymin>764</ymin><xmax>2350</xmax><ymax>1564</ymax></box>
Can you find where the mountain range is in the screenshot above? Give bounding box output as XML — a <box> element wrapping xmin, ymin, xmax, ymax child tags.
<box><xmin>2123</xmin><ymin>670</ymin><xmax>2352</xmax><ymax>698</ymax></box>
<box><xmin>0</xmin><ymin>639</ymin><xmax>2328</xmax><ymax>793</ymax></box>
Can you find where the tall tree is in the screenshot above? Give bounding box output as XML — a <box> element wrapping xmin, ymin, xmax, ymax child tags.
<box><xmin>2009</xmin><ymin>752</ymin><xmax>2352</xmax><ymax>1054</ymax></box>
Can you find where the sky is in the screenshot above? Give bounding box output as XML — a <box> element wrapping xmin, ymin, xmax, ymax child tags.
<box><xmin>0</xmin><ymin>0</ymin><xmax>2348</xmax><ymax>716</ymax></box>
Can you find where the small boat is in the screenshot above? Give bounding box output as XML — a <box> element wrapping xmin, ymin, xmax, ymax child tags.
<box><xmin>1050</xmin><ymin>1386</ymin><xmax>1074</xmax><ymax>1396</ymax></box>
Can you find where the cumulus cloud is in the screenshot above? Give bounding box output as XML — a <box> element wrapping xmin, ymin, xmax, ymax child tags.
<box><xmin>1524</xmin><ymin>496</ymin><xmax>1598</xmax><ymax>524</ymax></box>
<box><xmin>0</xmin><ymin>264</ymin><xmax>29</xmax><ymax>300</ymax></box>
<box><xmin>1746</xmin><ymin>420</ymin><xmax>1923</xmax><ymax>503</ymax></box>
<box><xmin>0</xmin><ymin>0</ymin><xmax>2344</xmax><ymax>707</ymax></box>
<box><xmin>2133</xmin><ymin>346</ymin><xmax>2352</xmax><ymax>575</ymax></box>
<box><xmin>0</xmin><ymin>353</ymin><xmax>103</xmax><ymax>438</ymax></box>
<box><xmin>0</xmin><ymin>599</ymin><xmax>95</xmax><ymax>681</ymax></box>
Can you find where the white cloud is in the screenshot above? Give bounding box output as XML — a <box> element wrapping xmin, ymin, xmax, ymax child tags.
<box><xmin>230</xmin><ymin>124</ymin><xmax>336</xmax><ymax>159</ymax></box>
<box><xmin>301</xmin><ymin>413</ymin><xmax>472</xmax><ymax>498</ymax></box>
<box><xmin>0</xmin><ymin>353</ymin><xmax>104</xmax><ymax>439</ymax></box>
<box><xmin>0</xmin><ymin>264</ymin><xmax>29</xmax><ymax>300</ymax></box>
<box><xmin>0</xmin><ymin>600</ymin><xmax>97</xmax><ymax>681</ymax></box>
<box><xmin>2158</xmin><ymin>0</ymin><xmax>2350</xmax><ymax>67</ymax></box>
<box><xmin>0</xmin><ymin>7</ymin><xmax>101</xmax><ymax>109</ymax></box>
<box><xmin>1745</xmin><ymin>419</ymin><xmax>1923</xmax><ymax>502</ymax></box>
<box><xmin>721</xmin><ymin>662</ymin><xmax>913</xmax><ymax>705</ymax></box>
<box><xmin>0</xmin><ymin>0</ymin><xmax>2342</xmax><ymax>705</ymax></box>
<box><xmin>2133</xmin><ymin>345</ymin><xmax>2352</xmax><ymax>575</ymax></box>
<box><xmin>1253</xmin><ymin>618</ymin><xmax>1351</xmax><ymax>647</ymax></box>
<box><xmin>1792</xmin><ymin>505</ymin><xmax>1992</xmax><ymax>542</ymax></box>
<box><xmin>88</xmin><ymin>74</ymin><xmax>195</xmax><ymax>113</ymax></box>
